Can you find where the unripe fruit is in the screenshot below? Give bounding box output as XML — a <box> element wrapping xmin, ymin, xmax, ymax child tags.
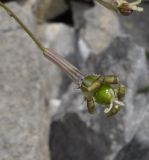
<box><xmin>94</xmin><ymin>84</ymin><xmax>115</xmax><ymax>105</ymax></box>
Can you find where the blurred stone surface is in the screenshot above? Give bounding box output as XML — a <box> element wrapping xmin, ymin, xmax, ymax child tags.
<box><xmin>119</xmin><ymin>3</ymin><xmax>149</xmax><ymax>51</ymax></box>
<box><xmin>0</xmin><ymin>2</ymin><xmax>61</xmax><ymax>160</ymax></box>
<box><xmin>34</xmin><ymin>0</ymin><xmax>68</xmax><ymax>22</ymax></box>
<box><xmin>71</xmin><ymin>1</ymin><xmax>92</xmax><ymax>29</ymax></box>
<box><xmin>115</xmin><ymin>136</ymin><xmax>149</xmax><ymax>160</ymax></box>
<box><xmin>39</xmin><ymin>23</ymin><xmax>76</xmax><ymax>57</ymax></box>
<box><xmin>79</xmin><ymin>4</ymin><xmax>121</xmax><ymax>59</ymax></box>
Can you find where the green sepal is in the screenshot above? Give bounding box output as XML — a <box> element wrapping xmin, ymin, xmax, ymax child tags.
<box><xmin>81</xmin><ymin>74</ymin><xmax>99</xmax><ymax>97</ymax></box>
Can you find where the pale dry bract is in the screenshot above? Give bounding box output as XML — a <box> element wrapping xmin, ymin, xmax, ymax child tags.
<box><xmin>95</xmin><ymin>0</ymin><xmax>143</xmax><ymax>15</ymax></box>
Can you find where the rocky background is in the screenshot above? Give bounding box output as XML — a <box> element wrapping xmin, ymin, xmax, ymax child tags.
<box><xmin>0</xmin><ymin>0</ymin><xmax>149</xmax><ymax>160</ymax></box>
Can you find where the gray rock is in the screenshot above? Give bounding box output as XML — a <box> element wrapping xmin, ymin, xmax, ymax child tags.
<box><xmin>39</xmin><ymin>23</ymin><xmax>76</xmax><ymax>57</ymax></box>
<box><xmin>79</xmin><ymin>4</ymin><xmax>121</xmax><ymax>59</ymax></box>
<box><xmin>119</xmin><ymin>3</ymin><xmax>149</xmax><ymax>51</ymax></box>
<box><xmin>34</xmin><ymin>0</ymin><xmax>68</xmax><ymax>22</ymax></box>
<box><xmin>71</xmin><ymin>1</ymin><xmax>92</xmax><ymax>29</ymax></box>
<box><xmin>0</xmin><ymin>2</ymin><xmax>57</xmax><ymax>160</ymax></box>
<box><xmin>114</xmin><ymin>136</ymin><xmax>149</xmax><ymax>160</ymax></box>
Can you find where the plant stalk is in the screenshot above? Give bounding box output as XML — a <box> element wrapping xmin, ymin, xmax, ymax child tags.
<box><xmin>0</xmin><ymin>1</ymin><xmax>85</xmax><ymax>85</ymax></box>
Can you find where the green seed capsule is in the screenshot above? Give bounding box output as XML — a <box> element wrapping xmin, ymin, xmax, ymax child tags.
<box><xmin>94</xmin><ymin>84</ymin><xmax>115</xmax><ymax>105</ymax></box>
<box><xmin>80</xmin><ymin>74</ymin><xmax>125</xmax><ymax>116</ymax></box>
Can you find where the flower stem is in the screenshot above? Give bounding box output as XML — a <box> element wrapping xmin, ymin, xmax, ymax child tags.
<box><xmin>0</xmin><ymin>1</ymin><xmax>45</xmax><ymax>52</ymax></box>
<box><xmin>0</xmin><ymin>1</ymin><xmax>85</xmax><ymax>85</ymax></box>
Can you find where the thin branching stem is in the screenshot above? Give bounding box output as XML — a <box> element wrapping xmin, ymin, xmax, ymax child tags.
<box><xmin>0</xmin><ymin>1</ymin><xmax>85</xmax><ymax>85</ymax></box>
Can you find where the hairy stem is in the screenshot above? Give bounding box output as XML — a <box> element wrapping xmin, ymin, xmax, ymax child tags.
<box><xmin>0</xmin><ymin>1</ymin><xmax>84</xmax><ymax>85</ymax></box>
